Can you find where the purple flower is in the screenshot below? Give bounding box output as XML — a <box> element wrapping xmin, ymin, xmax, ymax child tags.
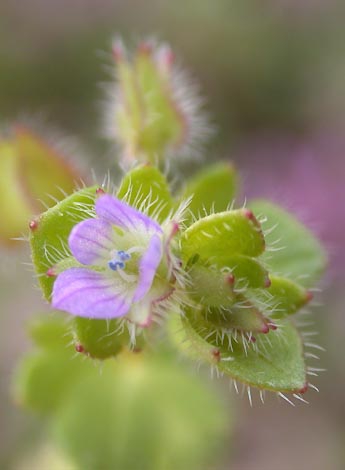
<box><xmin>52</xmin><ymin>194</ymin><xmax>175</xmax><ymax>326</ymax></box>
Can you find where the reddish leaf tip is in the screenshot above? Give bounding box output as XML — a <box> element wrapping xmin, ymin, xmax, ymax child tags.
<box><xmin>46</xmin><ymin>267</ymin><xmax>56</xmax><ymax>278</ymax></box>
<box><xmin>243</xmin><ymin>208</ymin><xmax>261</xmax><ymax>230</ymax></box>
<box><xmin>75</xmin><ymin>343</ymin><xmax>85</xmax><ymax>353</ymax></box>
<box><xmin>96</xmin><ymin>187</ymin><xmax>105</xmax><ymax>196</ymax></box>
<box><xmin>29</xmin><ymin>219</ymin><xmax>39</xmax><ymax>231</ymax></box>
<box><xmin>226</xmin><ymin>273</ymin><xmax>235</xmax><ymax>285</ymax></box>
<box><xmin>243</xmin><ymin>208</ymin><xmax>254</xmax><ymax>219</ymax></box>
<box><xmin>299</xmin><ymin>383</ymin><xmax>309</xmax><ymax>394</ymax></box>
<box><xmin>211</xmin><ymin>348</ymin><xmax>221</xmax><ymax>362</ymax></box>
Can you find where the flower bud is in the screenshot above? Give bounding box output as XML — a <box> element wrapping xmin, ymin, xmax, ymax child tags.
<box><xmin>104</xmin><ymin>38</ymin><xmax>210</xmax><ymax>164</ymax></box>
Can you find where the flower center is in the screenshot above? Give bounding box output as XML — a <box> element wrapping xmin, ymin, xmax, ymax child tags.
<box><xmin>108</xmin><ymin>250</ymin><xmax>131</xmax><ymax>271</ymax></box>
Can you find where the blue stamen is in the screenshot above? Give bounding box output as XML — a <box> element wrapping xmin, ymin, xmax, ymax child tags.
<box><xmin>117</xmin><ymin>250</ymin><xmax>131</xmax><ymax>261</ymax></box>
<box><xmin>108</xmin><ymin>250</ymin><xmax>131</xmax><ymax>271</ymax></box>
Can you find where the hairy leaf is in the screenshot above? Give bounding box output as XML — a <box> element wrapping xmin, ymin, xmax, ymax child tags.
<box><xmin>173</xmin><ymin>312</ymin><xmax>306</xmax><ymax>393</ymax></box>
<box><xmin>250</xmin><ymin>200</ymin><xmax>326</xmax><ymax>286</ymax></box>
<box><xmin>117</xmin><ymin>164</ymin><xmax>173</xmax><ymax>221</ymax></box>
<box><xmin>181</xmin><ymin>209</ymin><xmax>265</xmax><ymax>264</ymax></box>
<box><xmin>181</xmin><ymin>163</ymin><xmax>238</xmax><ymax>224</ymax></box>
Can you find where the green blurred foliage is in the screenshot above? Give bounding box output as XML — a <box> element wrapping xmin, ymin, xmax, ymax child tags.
<box><xmin>14</xmin><ymin>314</ymin><xmax>230</xmax><ymax>470</ymax></box>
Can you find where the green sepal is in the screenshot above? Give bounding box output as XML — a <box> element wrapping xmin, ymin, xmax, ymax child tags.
<box><xmin>202</xmin><ymin>301</ymin><xmax>270</xmax><ymax>334</ymax></box>
<box><xmin>250</xmin><ymin>275</ymin><xmax>311</xmax><ymax>319</ymax></box>
<box><xmin>188</xmin><ymin>264</ymin><xmax>235</xmax><ymax>307</ymax></box>
<box><xmin>29</xmin><ymin>186</ymin><xmax>97</xmax><ymax>300</ymax></box>
<box><xmin>181</xmin><ymin>209</ymin><xmax>265</xmax><ymax>264</ymax></box>
<box><xmin>117</xmin><ymin>164</ymin><xmax>173</xmax><ymax>222</ymax></box>
<box><xmin>221</xmin><ymin>255</ymin><xmax>270</xmax><ymax>289</ymax></box>
<box><xmin>172</xmin><ymin>313</ymin><xmax>306</xmax><ymax>393</ymax></box>
<box><xmin>53</xmin><ymin>256</ymin><xmax>82</xmax><ymax>274</ymax></box>
<box><xmin>249</xmin><ymin>200</ymin><xmax>327</xmax><ymax>287</ymax></box>
<box><xmin>181</xmin><ymin>163</ymin><xmax>238</xmax><ymax>225</ymax></box>
<box><xmin>73</xmin><ymin>317</ymin><xmax>145</xmax><ymax>359</ymax></box>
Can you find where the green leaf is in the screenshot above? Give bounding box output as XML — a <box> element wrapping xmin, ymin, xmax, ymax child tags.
<box><xmin>29</xmin><ymin>312</ymin><xmax>73</xmax><ymax>350</ymax></box>
<box><xmin>181</xmin><ymin>209</ymin><xmax>265</xmax><ymax>264</ymax></box>
<box><xmin>14</xmin><ymin>125</ymin><xmax>82</xmax><ymax>210</ymax></box>
<box><xmin>0</xmin><ymin>140</ymin><xmax>32</xmax><ymax>244</ymax></box>
<box><xmin>29</xmin><ymin>186</ymin><xmax>97</xmax><ymax>300</ymax></box>
<box><xmin>250</xmin><ymin>276</ymin><xmax>311</xmax><ymax>319</ymax></box>
<box><xmin>13</xmin><ymin>349</ymin><xmax>90</xmax><ymax>415</ymax></box>
<box><xmin>15</xmin><ymin>313</ymin><xmax>229</xmax><ymax>469</ymax></box>
<box><xmin>172</xmin><ymin>313</ymin><xmax>306</xmax><ymax>393</ymax></box>
<box><xmin>249</xmin><ymin>200</ymin><xmax>327</xmax><ymax>286</ymax></box>
<box><xmin>53</xmin><ymin>355</ymin><xmax>228</xmax><ymax>470</ymax></box>
<box><xmin>13</xmin><ymin>314</ymin><xmax>92</xmax><ymax>415</ymax></box>
<box><xmin>181</xmin><ymin>163</ymin><xmax>238</xmax><ymax>225</ymax></box>
<box><xmin>117</xmin><ymin>164</ymin><xmax>173</xmax><ymax>222</ymax></box>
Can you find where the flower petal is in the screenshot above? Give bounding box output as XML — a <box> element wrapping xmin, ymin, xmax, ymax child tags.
<box><xmin>52</xmin><ymin>268</ymin><xmax>131</xmax><ymax>319</ymax></box>
<box><xmin>69</xmin><ymin>218</ymin><xmax>114</xmax><ymax>265</ymax></box>
<box><xmin>133</xmin><ymin>234</ymin><xmax>163</xmax><ymax>302</ymax></box>
<box><xmin>96</xmin><ymin>194</ymin><xmax>162</xmax><ymax>233</ymax></box>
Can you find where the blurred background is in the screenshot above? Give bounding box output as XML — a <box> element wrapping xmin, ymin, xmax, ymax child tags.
<box><xmin>1</xmin><ymin>1</ymin><xmax>344</xmax><ymax>469</ymax></box>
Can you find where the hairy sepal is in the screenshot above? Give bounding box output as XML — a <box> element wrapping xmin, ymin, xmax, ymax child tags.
<box><xmin>173</xmin><ymin>311</ymin><xmax>306</xmax><ymax>393</ymax></box>
<box><xmin>188</xmin><ymin>264</ymin><xmax>235</xmax><ymax>307</ymax></box>
<box><xmin>30</xmin><ymin>186</ymin><xmax>97</xmax><ymax>300</ymax></box>
<box><xmin>220</xmin><ymin>254</ymin><xmax>270</xmax><ymax>289</ymax></box>
<box><xmin>249</xmin><ymin>275</ymin><xmax>311</xmax><ymax>319</ymax></box>
<box><xmin>73</xmin><ymin>317</ymin><xmax>145</xmax><ymax>359</ymax></box>
<box><xmin>201</xmin><ymin>301</ymin><xmax>270</xmax><ymax>334</ymax></box>
<box><xmin>117</xmin><ymin>164</ymin><xmax>173</xmax><ymax>222</ymax></box>
<box><xmin>181</xmin><ymin>209</ymin><xmax>265</xmax><ymax>265</ymax></box>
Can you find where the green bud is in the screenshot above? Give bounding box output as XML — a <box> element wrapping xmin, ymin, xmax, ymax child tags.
<box><xmin>104</xmin><ymin>39</ymin><xmax>210</xmax><ymax>164</ymax></box>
